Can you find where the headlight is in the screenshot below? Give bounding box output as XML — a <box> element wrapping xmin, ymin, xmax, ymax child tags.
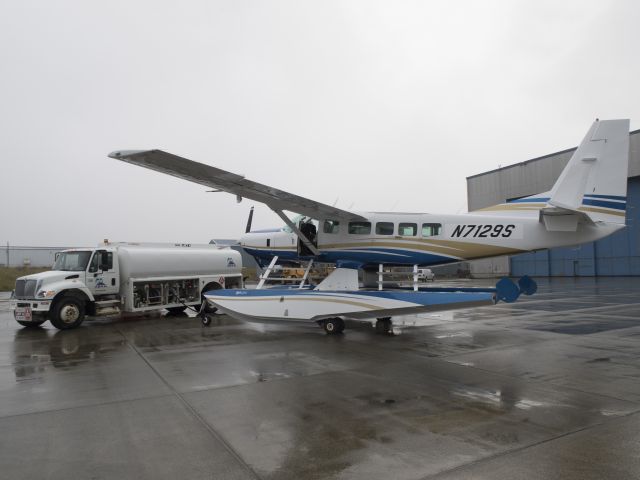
<box><xmin>36</xmin><ymin>290</ymin><xmax>56</xmax><ymax>299</ymax></box>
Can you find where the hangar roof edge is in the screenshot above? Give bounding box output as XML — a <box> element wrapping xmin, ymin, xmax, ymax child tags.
<box><xmin>467</xmin><ymin>128</ymin><xmax>640</xmax><ymax>180</ymax></box>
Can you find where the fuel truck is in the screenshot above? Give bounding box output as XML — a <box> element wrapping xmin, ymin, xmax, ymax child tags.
<box><xmin>10</xmin><ymin>242</ymin><xmax>242</xmax><ymax>329</ymax></box>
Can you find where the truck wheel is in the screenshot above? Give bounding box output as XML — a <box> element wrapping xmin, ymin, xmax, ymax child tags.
<box><xmin>50</xmin><ymin>296</ymin><xmax>86</xmax><ymax>330</ymax></box>
<box><xmin>17</xmin><ymin>320</ymin><xmax>46</xmax><ymax>328</ymax></box>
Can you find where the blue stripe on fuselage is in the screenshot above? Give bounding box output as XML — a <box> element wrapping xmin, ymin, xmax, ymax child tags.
<box><xmin>507</xmin><ymin>197</ymin><xmax>550</xmax><ymax>203</ymax></box>
<box><xmin>243</xmin><ymin>246</ymin><xmax>457</xmax><ymax>267</ymax></box>
<box><xmin>320</xmin><ymin>248</ymin><xmax>456</xmax><ymax>267</ymax></box>
<box><xmin>581</xmin><ymin>198</ymin><xmax>626</xmax><ymax>210</ymax></box>
<box><xmin>583</xmin><ymin>194</ymin><xmax>627</xmax><ymax>201</ymax></box>
<box><xmin>506</xmin><ymin>196</ymin><xmax>626</xmax><ymax>211</ymax></box>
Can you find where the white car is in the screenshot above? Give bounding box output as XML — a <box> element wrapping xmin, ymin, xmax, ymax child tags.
<box><xmin>417</xmin><ymin>268</ymin><xmax>435</xmax><ymax>282</ymax></box>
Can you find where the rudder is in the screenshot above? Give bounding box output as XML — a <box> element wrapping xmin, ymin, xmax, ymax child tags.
<box><xmin>549</xmin><ymin>119</ymin><xmax>629</xmax><ymax>224</ymax></box>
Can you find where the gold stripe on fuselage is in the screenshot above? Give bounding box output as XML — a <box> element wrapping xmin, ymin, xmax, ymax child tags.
<box><xmin>578</xmin><ymin>206</ymin><xmax>626</xmax><ymax>217</ymax></box>
<box><xmin>318</xmin><ymin>238</ymin><xmax>524</xmax><ymax>260</ymax></box>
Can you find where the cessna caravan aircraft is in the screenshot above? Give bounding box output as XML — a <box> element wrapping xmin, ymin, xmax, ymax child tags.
<box><xmin>110</xmin><ymin>119</ymin><xmax>630</xmax><ymax>273</ymax></box>
<box><xmin>109</xmin><ymin>119</ymin><xmax>629</xmax><ymax>334</ymax></box>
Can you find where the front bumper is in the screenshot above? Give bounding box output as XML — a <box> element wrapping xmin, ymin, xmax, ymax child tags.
<box><xmin>10</xmin><ymin>300</ymin><xmax>52</xmax><ymax>313</ymax></box>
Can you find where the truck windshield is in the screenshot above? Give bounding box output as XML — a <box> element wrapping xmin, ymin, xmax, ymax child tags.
<box><xmin>53</xmin><ymin>251</ymin><xmax>92</xmax><ymax>271</ymax></box>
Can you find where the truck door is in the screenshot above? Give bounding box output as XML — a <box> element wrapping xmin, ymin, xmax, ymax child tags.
<box><xmin>87</xmin><ymin>250</ymin><xmax>119</xmax><ymax>296</ymax></box>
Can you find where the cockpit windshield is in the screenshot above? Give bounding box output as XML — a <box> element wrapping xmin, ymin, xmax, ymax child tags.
<box><xmin>53</xmin><ymin>251</ymin><xmax>92</xmax><ymax>271</ymax></box>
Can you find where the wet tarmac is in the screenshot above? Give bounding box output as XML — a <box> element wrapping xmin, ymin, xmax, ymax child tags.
<box><xmin>1</xmin><ymin>278</ymin><xmax>639</xmax><ymax>479</ymax></box>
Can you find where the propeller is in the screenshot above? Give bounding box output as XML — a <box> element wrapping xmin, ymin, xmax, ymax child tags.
<box><xmin>245</xmin><ymin>206</ymin><xmax>254</xmax><ymax>233</ymax></box>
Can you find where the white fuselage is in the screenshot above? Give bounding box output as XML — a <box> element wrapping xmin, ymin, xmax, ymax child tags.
<box><xmin>240</xmin><ymin>211</ymin><xmax>623</xmax><ymax>267</ymax></box>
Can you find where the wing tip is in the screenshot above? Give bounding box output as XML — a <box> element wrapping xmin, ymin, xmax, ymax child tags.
<box><xmin>108</xmin><ymin>149</ymin><xmax>155</xmax><ymax>159</ymax></box>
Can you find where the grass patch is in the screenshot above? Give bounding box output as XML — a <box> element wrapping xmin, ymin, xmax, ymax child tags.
<box><xmin>0</xmin><ymin>267</ymin><xmax>50</xmax><ymax>292</ymax></box>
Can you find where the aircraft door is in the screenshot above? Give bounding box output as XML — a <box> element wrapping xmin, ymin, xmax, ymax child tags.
<box><xmin>297</xmin><ymin>218</ymin><xmax>318</xmax><ymax>257</ymax></box>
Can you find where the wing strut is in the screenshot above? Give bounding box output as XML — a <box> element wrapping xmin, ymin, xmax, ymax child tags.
<box><xmin>272</xmin><ymin>209</ymin><xmax>320</xmax><ymax>256</ymax></box>
<box><xmin>257</xmin><ymin>256</ymin><xmax>279</xmax><ymax>290</ymax></box>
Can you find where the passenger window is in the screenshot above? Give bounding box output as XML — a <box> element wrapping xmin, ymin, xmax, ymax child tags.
<box><xmin>323</xmin><ymin>219</ymin><xmax>340</xmax><ymax>234</ymax></box>
<box><xmin>422</xmin><ymin>223</ymin><xmax>442</xmax><ymax>237</ymax></box>
<box><xmin>375</xmin><ymin>222</ymin><xmax>394</xmax><ymax>235</ymax></box>
<box><xmin>348</xmin><ymin>222</ymin><xmax>371</xmax><ymax>235</ymax></box>
<box><xmin>398</xmin><ymin>223</ymin><xmax>417</xmax><ymax>236</ymax></box>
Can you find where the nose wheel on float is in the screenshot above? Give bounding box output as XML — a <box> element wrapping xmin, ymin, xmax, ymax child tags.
<box><xmin>191</xmin><ymin>302</ymin><xmax>216</xmax><ymax>327</ymax></box>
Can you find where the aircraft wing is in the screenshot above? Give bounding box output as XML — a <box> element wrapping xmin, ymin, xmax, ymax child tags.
<box><xmin>109</xmin><ymin>149</ymin><xmax>366</xmax><ymax>221</ymax></box>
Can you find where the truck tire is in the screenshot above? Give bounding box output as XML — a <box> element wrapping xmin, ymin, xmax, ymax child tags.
<box><xmin>50</xmin><ymin>295</ymin><xmax>86</xmax><ymax>330</ymax></box>
<box><xmin>17</xmin><ymin>320</ymin><xmax>46</xmax><ymax>328</ymax></box>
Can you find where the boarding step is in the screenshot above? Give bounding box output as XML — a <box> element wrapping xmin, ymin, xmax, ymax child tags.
<box><xmin>94</xmin><ymin>299</ymin><xmax>122</xmax><ymax>316</ymax></box>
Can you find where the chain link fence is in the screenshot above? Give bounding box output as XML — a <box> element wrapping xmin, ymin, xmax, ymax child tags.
<box><xmin>2</xmin><ymin>244</ymin><xmax>81</xmax><ymax>268</ymax></box>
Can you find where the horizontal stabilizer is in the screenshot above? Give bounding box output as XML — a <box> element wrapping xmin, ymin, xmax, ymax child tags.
<box><xmin>540</xmin><ymin>205</ymin><xmax>594</xmax><ymax>231</ymax></box>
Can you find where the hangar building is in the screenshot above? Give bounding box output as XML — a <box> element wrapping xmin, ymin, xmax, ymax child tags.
<box><xmin>466</xmin><ymin>128</ymin><xmax>640</xmax><ymax>277</ymax></box>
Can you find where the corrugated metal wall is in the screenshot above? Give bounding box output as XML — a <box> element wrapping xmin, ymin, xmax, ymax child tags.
<box><xmin>468</xmin><ymin>128</ymin><xmax>640</xmax><ymax>277</ymax></box>
<box><xmin>510</xmin><ymin>176</ymin><xmax>640</xmax><ymax>276</ymax></box>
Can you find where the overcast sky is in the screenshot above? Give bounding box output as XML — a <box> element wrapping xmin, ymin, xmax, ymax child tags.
<box><xmin>1</xmin><ymin>0</ymin><xmax>639</xmax><ymax>247</ymax></box>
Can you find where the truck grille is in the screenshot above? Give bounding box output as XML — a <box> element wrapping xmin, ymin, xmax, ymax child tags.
<box><xmin>14</xmin><ymin>279</ymin><xmax>37</xmax><ymax>299</ymax></box>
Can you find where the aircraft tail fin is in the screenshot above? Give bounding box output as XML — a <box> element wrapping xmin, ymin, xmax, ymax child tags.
<box><xmin>547</xmin><ymin>118</ymin><xmax>629</xmax><ymax>225</ymax></box>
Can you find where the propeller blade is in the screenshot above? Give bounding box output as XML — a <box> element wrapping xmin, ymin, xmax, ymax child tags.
<box><xmin>245</xmin><ymin>206</ymin><xmax>254</xmax><ymax>233</ymax></box>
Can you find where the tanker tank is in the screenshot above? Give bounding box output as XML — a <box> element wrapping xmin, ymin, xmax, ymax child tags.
<box><xmin>117</xmin><ymin>245</ymin><xmax>241</xmax><ymax>280</ymax></box>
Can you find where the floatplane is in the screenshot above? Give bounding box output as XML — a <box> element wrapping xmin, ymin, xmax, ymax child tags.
<box><xmin>110</xmin><ymin>119</ymin><xmax>630</xmax><ymax>334</ymax></box>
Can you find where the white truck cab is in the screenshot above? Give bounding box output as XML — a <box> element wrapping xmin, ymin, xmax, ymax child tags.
<box><xmin>11</xmin><ymin>242</ymin><xmax>242</xmax><ymax>329</ymax></box>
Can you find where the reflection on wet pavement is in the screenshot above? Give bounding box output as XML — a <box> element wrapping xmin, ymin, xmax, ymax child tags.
<box><xmin>1</xmin><ymin>277</ymin><xmax>640</xmax><ymax>479</ymax></box>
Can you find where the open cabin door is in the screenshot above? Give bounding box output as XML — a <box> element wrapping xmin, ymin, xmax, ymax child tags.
<box><xmin>297</xmin><ymin>218</ymin><xmax>318</xmax><ymax>257</ymax></box>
